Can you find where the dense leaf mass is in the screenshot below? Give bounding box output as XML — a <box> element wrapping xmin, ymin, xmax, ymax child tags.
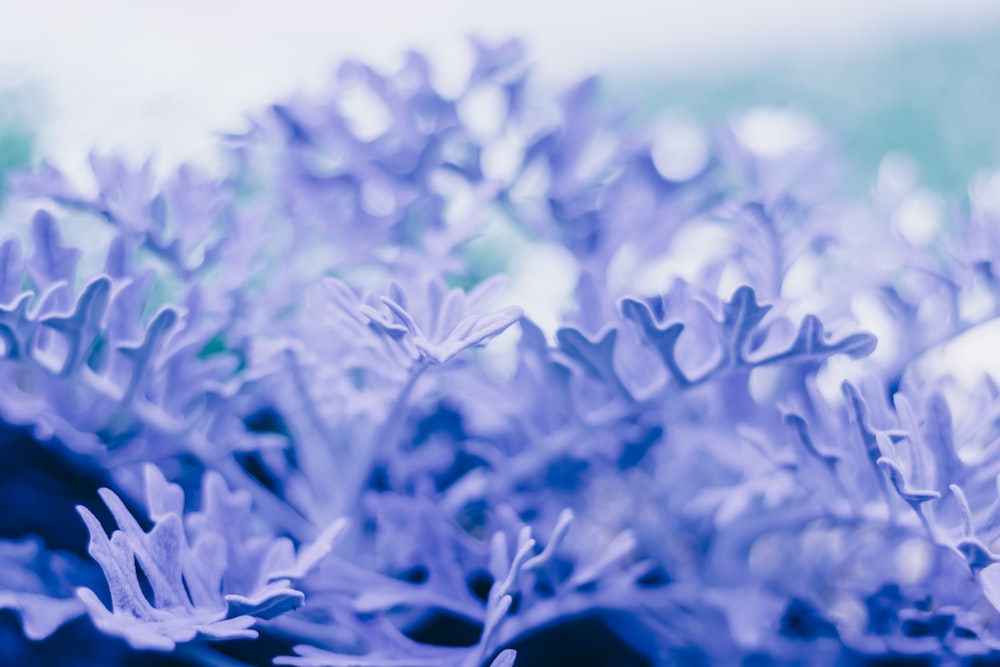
<box><xmin>2</xmin><ymin>39</ymin><xmax>1000</xmax><ymax>666</ymax></box>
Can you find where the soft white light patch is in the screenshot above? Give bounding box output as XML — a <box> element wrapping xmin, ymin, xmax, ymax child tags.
<box><xmin>574</xmin><ymin>131</ymin><xmax>619</xmax><ymax>183</ymax></box>
<box><xmin>935</xmin><ymin>318</ymin><xmax>1000</xmax><ymax>386</ymax></box>
<box><xmin>732</xmin><ymin>107</ymin><xmax>820</xmax><ymax>159</ymax></box>
<box><xmin>958</xmin><ymin>279</ymin><xmax>997</xmax><ymax>323</ymax></box>
<box><xmin>971</xmin><ymin>169</ymin><xmax>1000</xmax><ymax>214</ymax></box>
<box><xmin>508</xmin><ymin>157</ymin><xmax>552</xmax><ymax>203</ymax></box>
<box><xmin>781</xmin><ymin>254</ymin><xmax>821</xmax><ymax>300</ymax></box>
<box><xmin>827</xmin><ymin>598</ymin><xmax>867</xmax><ymax>642</ymax></box>
<box><xmin>651</xmin><ymin>116</ymin><xmax>709</xmax><ymax>182</ymax></box>
<box><xmin>813</xmin><ymin>355</ymin><xmax>874</xmax><ymax>407</ymax></box>
<box><xmin>429</xmin><ymin>168</ymin><xmax>475</xmax><ymax>226</ymax></box>
<box><xmin>875</xmin><ymin>152</ymin><xmax>919</xmax><ymax>205</ymax></box>
<box><xmin>716</xmin><ymin>264</ymin><xmax>753</xmax><ymax>301</ymax></box>
<box><xmin>457</xmin><ymin>83</ymin><xmax>507</xmax><ymax>142</ymax></box>
<box><xmin>894</xmin><ymin>538</ymin><xmax>933</xmax><ymax>584</ymax></box>
<box><xmin>360</xmin><ymin>179</ymin><xmax>397</xmax><ymax>217</ymax></box>
<box><xmin>892</xmin><ymin>189</ymin><xmax>943</xmax><ymax>246</ymax></box>
<box><xmin>473</xmin><ymin>317</ymin><xmax>523</xmax><ymax>381</ymax></box>
<box><xmin>477</xmin><ymin>238</ymin><xmax>580</xmax><ymax>378</ymax></box>
<box><xmin>606</xmin><ymin>242</ymin><xmax>641</xmax><ymax>295</ymax></box>
<box><xmin>337</xmin><ymin>80</ymin><xmax>392</xmax><ymax>142</ymax></box>
<box><xmin>507</xmin><ymin>242</ymin><xmax>580</xmax><ymax>337</ymax></box>
<box><xmin>481</xmin><ymin>130</ymin><xmax>525</xmax><ymax>183</ymax></box>
<box><xmin>627</xmin><ymin>221</ymin><xmax>733</xmax><ymax>292</ymax></box>
<box><xmin>850</xmin><ymin>292</ymin><xmax>898</xmax><ymax>367</ymax></box>
<box><xmin>427</xmin><ymin>39</ymin><xmax>475</xmax><ymax>100</ymax></box>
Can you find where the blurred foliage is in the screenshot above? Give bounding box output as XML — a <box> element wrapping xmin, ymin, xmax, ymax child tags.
<box><xmin>0</xmin><ymin>87</ymin><xmax>35</xmax><ymax>198</ymax></box>
<box><xmin>613</xmin><ymin>27</ymin><xmax>1000</xmax><ymax>196</ymax></box>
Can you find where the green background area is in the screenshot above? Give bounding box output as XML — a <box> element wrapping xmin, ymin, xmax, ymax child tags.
<box><xmin>610</xmin><ymin>28</ymin><xmax>1000</xmax><ymax>196</ymax></box>
<box><xmin>0</xmin><ymin>85</ymin><xmax>35</xmax><ymax>197</ymax></box>
<box><xmin>1</xmin><ymin>27</ymin><xmax>999</xmax><ymax>201</ymax></box>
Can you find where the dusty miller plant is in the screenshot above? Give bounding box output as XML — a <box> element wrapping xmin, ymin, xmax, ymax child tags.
<box><xmin>2</xmin><ymin>39</ymin><xmax>1000</xmax><ymax>667</ymax></box>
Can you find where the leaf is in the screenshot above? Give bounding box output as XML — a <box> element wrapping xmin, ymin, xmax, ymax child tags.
<box><xmin>0</xmin><ymin>292</ymin><xmax>34</xmax><ymax>358</ymax></box>
<box><xmin>0</xmin><ymin>538</ymin><xmax>86</xmax><ymax>640</ymax></box>
<box><xmin>225</xmin><ymin>585</ymin><xmax>304</xmax><ymax>620</ymax></box>
<box><xmin>922</xmin><ymin>391</ymin><xmax>966</xmax><ymax>492</ymax></box>
<box><xmin>0</xmin><ymin>235</ymin><xmax>23</xmax><ymax>304</ymax></box>
<box><xmin>620</xmin><ymin>296</ymin><xmax>687</xmax><ymax>385</ymax></box>
<box><xmin>39</xmin><ymin>276</ymin><xmax>112</xmax><ymax>375</ymax></box>
<box><xmin>981</xmin><ymin>564</ymin><xmax>1000</xmax><ymax>612</ymax></box>
<box><xmin>523</xmin><ymin>508</ymin><xmax>573</xmax><ymax>572</ymax></box>
<box><xmin>784</xmin><ymin>413</ymin><xmax>839</xmax><ymax>473</ymax></box>
<box><xmin>268</xmin><ymin>517</ymin><xmax>350</xmax><ymax>581</ymax></box>
<box><xmin>555</xmin><ymin>326</ymin><xmax>629</xmax><ymax>397</ymax></box>
<box><xmin>718</xmin><ymin>285</ymin><xmax>771</xmax><ymax>367</ymax></box>
<box><xmin>758</xmin><ymin>314</ymin><xmax>877</xmax><ymax>366</ymax></box>
<box><xmin>76</xmin><ymin>500</ymin><xmax>245</xmax><ymax>652</ymax></box>
<box><xmin>26</xmin><ymin>209</ymin><xmax>81</xmax><ymax>289</ymax></box>
<box><xmin>488</xmin><ymin>650</ymin><xmax>518</xmax><ymax>667</ymax></box>
<box><xmin>842</xmin><ymin>382</ymin><xmax>892</xmax><ymax>504</ymax></box>
<box><xmin>380</xmin><ymin>297</ymin><xmax>421</xmax><ymax>337</ymax></box>
<box><xmin>877</xmin><ymin>457</ymin><xmax>940</xmax><ymax>505</ymax></box>
<box><xmin>568</xmin><ymin>529</ymin><xmax>637</xmax><ymax>589</ymax></box>
<box><xmin>957</xmin><ymin>537</ymin><xmax>1000</xmax><ymax>575</ymax></box>
<box><xmin>360</xmin><ymin>283</ymin><xmax>522</xmax><ymax>363</ymax></box>
<box><xmin>143</xmin><ymin>465</ymin><xmax>186</xmax><ymax>521</ymax></box>
<box><xmin>453</xmin><ymin>306</ymin><xmax>522</xmax><ymax>350</ymax></box>
<box><xmin>118</xmin><ymin>307</ymin><xmax>180</xmax><ymax>403</ymax></box>
<box><xmin>75</xmin><ymin>465</ymin><xmax>321</xmax><ymax>651</ymax></box>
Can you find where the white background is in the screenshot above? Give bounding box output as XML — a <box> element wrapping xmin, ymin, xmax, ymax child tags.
<box><xmin>1</xmin><ymin>0</ymin><xmax>999</xmax><ymax>175</ymax></box>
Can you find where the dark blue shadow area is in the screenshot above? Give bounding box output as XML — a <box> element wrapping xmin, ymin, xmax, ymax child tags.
<box><xmin>0</xmin><ymin>423</ymin><xmax>121</xmax><ymax>555</ymax></box>
<box><xmin>487</xmin><ymin>613</ymin><xmax>654</xmax><ymax>667</ymax></box>
<box><xmin>0</xmin><ymin>612</ymin><xmax>192</xmax><ymax>667</ymax></box>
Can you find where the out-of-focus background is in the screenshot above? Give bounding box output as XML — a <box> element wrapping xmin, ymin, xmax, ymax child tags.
<box><xmin>2</xmin><ymin>0</ymin><xmax>1000</xmax><ymax>195</ymax></box>
<box><xmin>2</xmin><ymin>1</ymin><xmax>1000</xmax><ymax>385</ymax></box>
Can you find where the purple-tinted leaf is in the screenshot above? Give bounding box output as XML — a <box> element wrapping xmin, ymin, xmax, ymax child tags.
<box><xmin>0</xmin><ymin>538</ymin><xmax>87</xmax><ymax>640</ymax></box>
<box><xmin>717</xmin><ymin>285</ymin><xmax>771</xmax><ymax>367</ymax></box>
<box><xmin>0</xmin><ymin>292</ymin><xmax>34</xmax><ymax>358</ymax></box>
<box><xmin>758</xmin><ymin>314</ymin><xmax>877</xmax><ymax>366</ymax></box>
<box><xmin>38</xmin><ymin>276</ymin><xmax>111</xmax><ymax>375</ymax></box>
<box><xmin>487</xmin><ymin>649</ymin><xmax>517</xmax><ymax>667</ymax></box>
<box><xmin>922</xmin><ymin>392</ymin><xmax>966</xmax><ymax>493</ymax></box>
<box><xmin>118</xmin><ymin>307</ymin><xmax>179</xmax><ymax>404</ymax></box>
<box><xmin>75</xmin><ymin>464</ymin><xmax>332</xmax><ymax>651</ymax></box>
<box><xmin>555</xmin><ymin>326</ymin><xmax>629</xmax><ymax>398</ymax></box>
<box><xmin>26</xmin><ymin>209</ymin><xmax>80</xmax><ymax>294</ymax></box>
<box><xmin>0</xmin><ymin>236</ymin><xmax>23</xmax><ymax>304</ymax></box>
<box><xmin>620</xmin><ymin>296</ymin><xmax>687</xmax><ymax>385</ymax></box>
<box><xmin>842</xmin><ymin>381</ymin><xmax>893</xmax><ymax>504</ymax></box>
<box><xmin>877</xmin><ymin>457</ymin><xmax>940</xmax><ymax>505</ymax></box>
